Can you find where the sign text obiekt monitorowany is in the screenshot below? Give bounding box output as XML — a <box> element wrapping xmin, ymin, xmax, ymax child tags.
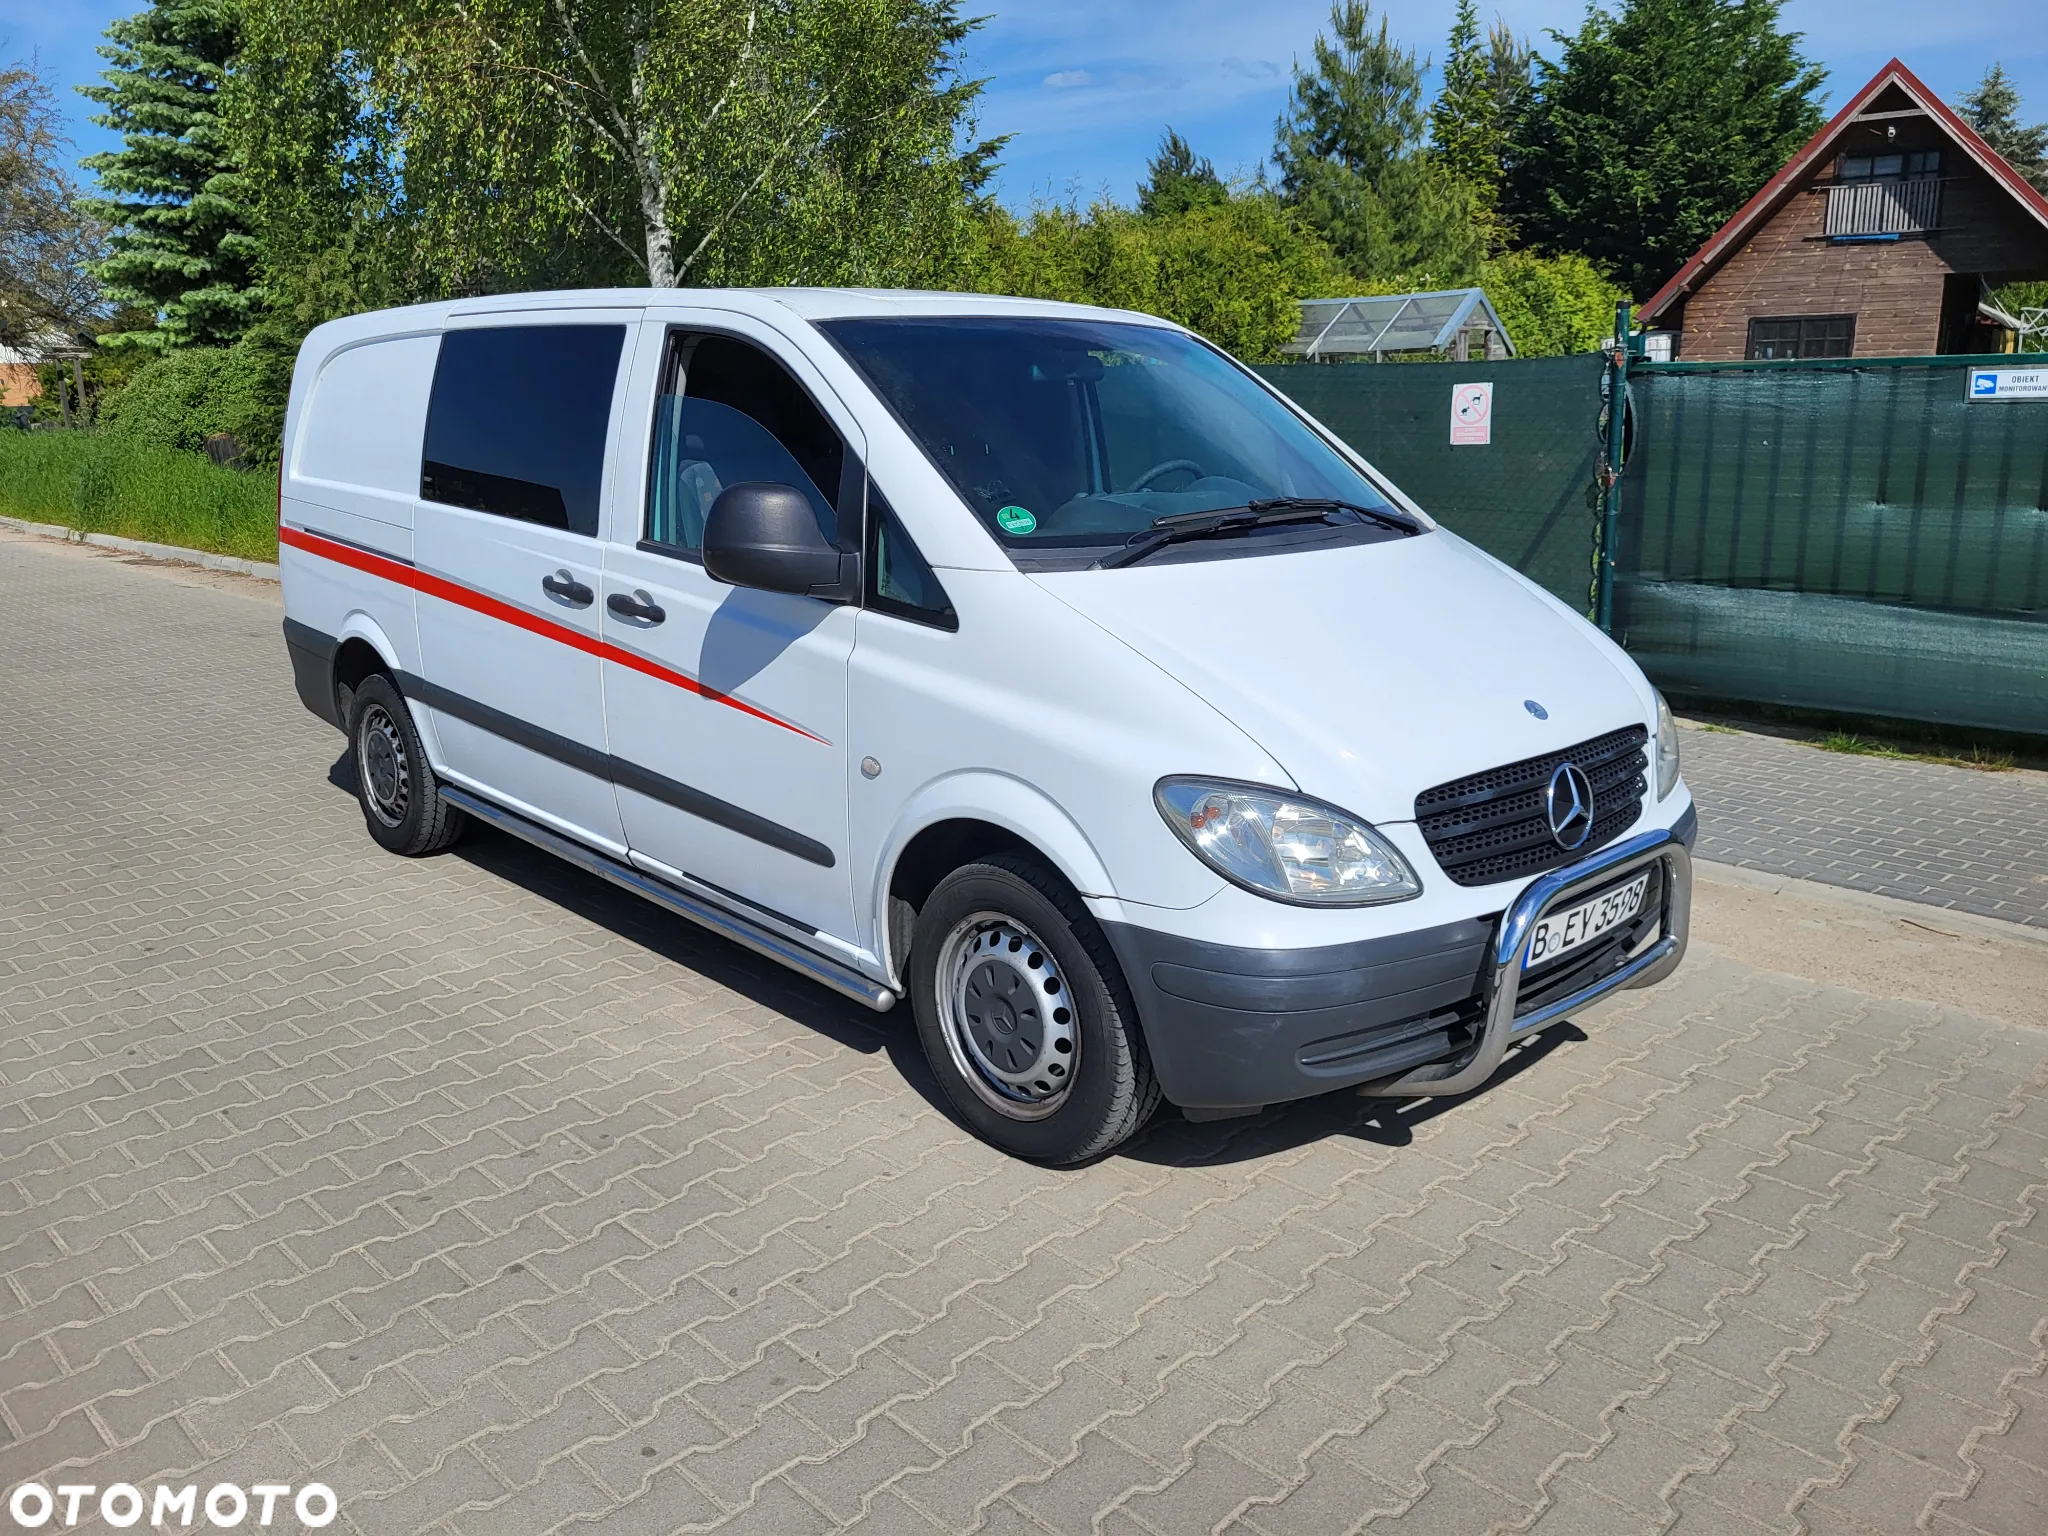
<box><xmin>1967</xmin><ymin>368</ymin><xmax>2048</xmax><ymax>402</ymax></box>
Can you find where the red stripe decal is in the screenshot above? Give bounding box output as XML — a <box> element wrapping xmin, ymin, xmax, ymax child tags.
<box><xmin>282</xmin><ymin>525</ymin><xmax>827</xmax><ymax>744</ymax></box>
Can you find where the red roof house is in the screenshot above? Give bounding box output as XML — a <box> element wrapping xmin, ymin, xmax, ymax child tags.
<box><xmin>1637</xmin><ymin>60</ymin><xmax>2048</xmax><ymax>359</ymax></box>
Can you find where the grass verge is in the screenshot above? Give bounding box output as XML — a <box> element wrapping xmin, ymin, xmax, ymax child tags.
<box><xmin>0</xmin><ymin>429</ymin><xmax>277</xmax><ymax>563</ymax></box>
<box><xmin>1816</xmin><ymin>732</ymin><xmax>2016</xmax><ymax>773</ymax></box>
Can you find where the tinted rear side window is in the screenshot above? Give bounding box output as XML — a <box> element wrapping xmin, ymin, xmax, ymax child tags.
<box><xmin>421</xmin><ymin>325</ymin><xmax>626</xmax><ymax>536</ymax></box>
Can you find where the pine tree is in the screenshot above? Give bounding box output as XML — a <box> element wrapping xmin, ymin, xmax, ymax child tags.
<box><xmin>1486</xmin><ymin>20</ymin><xmax>1534</xmax><ymax>141</ymax></box>
<box><xmin>1274</xmin><ymin>1</ymin><xmax>1484</xmax><ymax>286</ymax></box>
<box><xmin>1961</xmin><ymin>64</ymin><xmax>2048</xmax><ymax>193</ymax></box>
<box><xmin>1503</xmin><ymin>0</ymin><xmax>1825</xmax><ymax>297</ymax></box>
<box><xmin>1137</xmin><ymin>129</ymin><xmax>1227</xmax><ymax>218</ymax></box>
<box><xmin>1431</xmin><ymin>0</ymin><xmax>1530</xmax><ymax>245</ymax></box>
<box><xmin>1431</xmin><ymin>2</ymin><xmax>1490</xmax><ymax>187</ymax></box>
<box><xmin>78</xmin><ymin>0</ymin><xmax>262</xmax><ymax>349</ymax></box>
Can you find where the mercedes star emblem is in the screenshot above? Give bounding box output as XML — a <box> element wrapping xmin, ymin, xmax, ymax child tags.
<box><xmin>1545</xmin><ymin>762</ymin><xmax>1596</xmax><ymax>850</ymax></box>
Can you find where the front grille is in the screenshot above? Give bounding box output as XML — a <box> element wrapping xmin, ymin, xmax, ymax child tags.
<box><xmin>1415</xmin><ymin>726</ymin><xmax>1648</xmax><ymax>887</ymax></box>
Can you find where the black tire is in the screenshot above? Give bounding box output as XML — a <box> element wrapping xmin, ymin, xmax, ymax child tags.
<box><xmin>348</xmin><ymin>673</ymin><xmax>466</xmax><ymax>856</ymax></box>
<box><xmin>909</xmin><ymin>855</ymin><xmax>1160</xmax><ymax>1163</ymax></box>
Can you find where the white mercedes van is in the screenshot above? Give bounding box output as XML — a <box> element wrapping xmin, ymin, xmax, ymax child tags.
<box><xmin>279</xmin><ymin>288</ymin><xmax>1694</xmax><ymax>1163</ymax></box>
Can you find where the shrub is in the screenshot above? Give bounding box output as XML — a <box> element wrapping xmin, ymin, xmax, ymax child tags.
<box><xmin>99</xmin><ymin>334</ymin><xmax>293</xmax><ymax>464</ymax></box>
<box><xmin>1481</xmin><ymin>250</ymin><xmax>1629</xmax><ymax>357</ymax></box>
<box><xmin>0</xmin><ymin>429</ymin><xmax>278</xmax><ymax>561</ymax></box>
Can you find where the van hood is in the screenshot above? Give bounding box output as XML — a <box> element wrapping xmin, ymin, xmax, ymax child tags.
<box><xmin>1032</xmin><ymin>530</ymin><xmax>1652</xmax><ymax>826</ymax></box>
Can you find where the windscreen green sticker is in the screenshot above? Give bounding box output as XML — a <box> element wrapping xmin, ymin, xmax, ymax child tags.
<box><xmin>996</xmin><ymin>505</ymin><xmax>1037</xmax><ymax>535</ymax></box>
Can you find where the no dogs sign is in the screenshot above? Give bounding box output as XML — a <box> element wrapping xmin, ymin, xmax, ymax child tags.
<box><xmin>1450</xmin><ymin>382</ymin><xmax>1494</xmax><ymax>445</ymax></box>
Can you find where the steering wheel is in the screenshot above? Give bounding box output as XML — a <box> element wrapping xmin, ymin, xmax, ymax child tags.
<box><xmin>1129</xmin><ymin>458</ymin><xmax>1204</xmax><ymax>492</ymax></box>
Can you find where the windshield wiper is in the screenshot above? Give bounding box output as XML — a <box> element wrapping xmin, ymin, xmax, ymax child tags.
<box><xmin>1246</xmin><ymin>496</ymin><xmax>1422</xmax><ymax>535</ymax></box>
<box><xmin>1094</xmin><ymin>505</ymin><xmax>1339</xmax><ymax>570</ymax></box>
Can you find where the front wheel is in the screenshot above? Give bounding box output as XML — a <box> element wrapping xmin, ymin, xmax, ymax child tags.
<box><xmin>909</xmin><ymin>855</ymin><xmax>1159</xmax><ymax>1163</ymax></box>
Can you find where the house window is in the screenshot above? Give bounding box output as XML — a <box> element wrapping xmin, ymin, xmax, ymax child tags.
<box><xmin>1747</xmin><ymin>315</ymin><xmax>1857</xmax><ymax>360</ymax></box>
<box><xmin>1837</xmin><ymin>149</ymin><xmax>1941</xmax><ymax>180</ymax></box>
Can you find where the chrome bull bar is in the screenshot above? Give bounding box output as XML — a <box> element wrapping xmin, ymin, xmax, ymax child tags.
<box><xmin>1361</xmin><ymin>826</ymin><xmax>1692</xmax><ymax>1098</ymax></box>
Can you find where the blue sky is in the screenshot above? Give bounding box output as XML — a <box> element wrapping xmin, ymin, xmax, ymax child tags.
<box><xmin>10</xmin><ymin>0</ymin><xmax>2047</xmax><ymax>206</ymax></box>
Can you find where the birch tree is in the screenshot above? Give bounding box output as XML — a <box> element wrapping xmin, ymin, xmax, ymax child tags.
<box><xmin>239</xmin><ymin>0</ymin><xmax>998</xmax><ymax>317</ymax></box>
<box><xmin>0</xmin><ymin>60</ymin><xmax>104</xmax><ymax>348</ymax></box>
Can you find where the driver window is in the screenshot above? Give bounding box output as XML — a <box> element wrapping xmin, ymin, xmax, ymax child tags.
<box><xmin>646</xmin><ymin>333</ymin><xmax>850</xmax><ymax>553</ymax></box>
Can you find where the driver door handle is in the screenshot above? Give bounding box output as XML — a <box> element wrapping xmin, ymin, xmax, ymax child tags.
<box><xmin>607</xmin><ymin>591</ymin><xmax>666</xmax><ymax>625</ymax></box>
<box><xmin>541</xmin><ymin>570</ymin><xmax>594</xmax><ymax>607</ymax></box>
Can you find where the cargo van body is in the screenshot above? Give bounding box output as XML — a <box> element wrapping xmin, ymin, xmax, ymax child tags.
<box><xmin>280</xmin><ymin>288</ymin><xmax>1696</xmax><ymax>1162</ymax></box>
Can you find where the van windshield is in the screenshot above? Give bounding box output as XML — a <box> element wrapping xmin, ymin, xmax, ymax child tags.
<box><xmin>818</xmin><ymin>316</ymin><xmax>1409</xmax><ymax>560</ymax></box>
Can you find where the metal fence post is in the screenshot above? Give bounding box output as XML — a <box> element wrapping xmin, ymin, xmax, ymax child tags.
<box><xmin>1596</xmin><ymin>300</ymin><xmax>1631</xmax><ymax>632</ymax></box>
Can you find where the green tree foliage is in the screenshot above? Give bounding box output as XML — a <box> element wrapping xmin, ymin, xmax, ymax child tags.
<box><xmin>1960</xmin><ymin>64</ymin><xmax>2048</xmax><ymax>193</ymax></box>
<box><xmin>1503</xmin><ymin>0</ymin><xmax>1825</xmax><ymax>298</ymax></box>
<box><xmin>229</xmin><ymin>20</ymin><xmax>408</xmax><ymax>334</ymax></box>
<box><xmin>1429</xmin><ymin>0</ymin><xmax>1522</xmax><ymax>243</ymax></box>
<box><xmin>79</xmin><ymin>0</ymin><xmax>263</xmax><ymax>349</ymax></box>
<box><xmin>0</xmin><ymin>60</ymin><xmax>105</xmax><ymax>349</ymax></box>
<box><xmin>1137</xmin><ymin>129</ymin><xmax>1226</xmax><ymax>218</ymax></box>
<box><xmin>970</xmin><ymin>193</ymin><xmax>1349</xmax><ymax>362</ymax></box>
<box><xmin>1481</xmin><ymin>250</ymin><xmax>1628</xmax><ymax>356</ymax></box>
<box><xmin>1485</xmin><ymin>17</ymin><xmax>1534</xmax><ymax>131</ymax></box>
<box><xmin>237</xmin><ymin>0</ymin><xmax>999</xmax><ymax>324</ymax></box>
<box><xmin>1274</xmin><ymin>1</ymin><xmax>1484</xmax><ymax>287</ymax></box>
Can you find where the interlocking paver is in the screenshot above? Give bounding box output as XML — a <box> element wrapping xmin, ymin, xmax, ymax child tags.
<box><xmin>1682</xmin><ymin>721</ymin><xmax>2048</xmax><ymax>927</ymax></box>
<box><xmin>2</xmin><ymin>526</ymin><xmax>2045</xmax><ymax>1533</ymax></box>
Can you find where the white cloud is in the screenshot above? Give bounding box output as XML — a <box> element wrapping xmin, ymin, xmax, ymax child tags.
<box><xmin>1043</xmin><ymin>69</ymin><xmax>1093</xmax><ymax>89</ymax></box>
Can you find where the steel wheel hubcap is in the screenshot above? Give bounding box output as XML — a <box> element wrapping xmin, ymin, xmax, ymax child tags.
<box><xmin>936</xmin><ymin>913</ymin><xmax>1077</xmax><ymax>1120</ymax></box>
<box><xmin>358</xmin><ymin>704</ymin><xmax>410</xmax><ymax>828</ymax></box>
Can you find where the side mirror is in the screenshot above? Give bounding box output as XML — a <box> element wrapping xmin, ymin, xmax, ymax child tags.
<box><xmin>702</xmin><ymin>481</ymin><xmax>855</xmax><ymax>600</ymax></box>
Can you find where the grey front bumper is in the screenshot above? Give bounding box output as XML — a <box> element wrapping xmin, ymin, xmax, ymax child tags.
<box><xmin>1101</xmin><ymin>806</ymin><xmax>1695</xmax><ymax>1111</ymax></box>
<box><xmin>1360</xmin><ymin>822</ymin><xmax>1691</xmax><ymax>1098</ymax></box>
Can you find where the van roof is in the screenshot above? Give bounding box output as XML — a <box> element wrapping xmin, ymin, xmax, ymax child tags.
<box><xmin>327</xmin><ymin>287</ymin><xmax>1177</xmax><ymax>329</ymax></box>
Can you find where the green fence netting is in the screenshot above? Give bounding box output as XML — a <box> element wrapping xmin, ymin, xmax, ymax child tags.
<box><xmin>1616</xmin><ymin>358</ymin><xmax>2048</xmax><ymax>737</ymax></box>
<box><xmin>1255</xmin><ymin>355</ymin><xmax>1606</xmax><ymax>609</ymax></box>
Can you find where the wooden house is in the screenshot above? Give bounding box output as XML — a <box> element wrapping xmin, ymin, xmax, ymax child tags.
<box><xmin>1637</xmin><ymin>60</ymin><xmax>2048</xmax><ymax>359</ymax></box>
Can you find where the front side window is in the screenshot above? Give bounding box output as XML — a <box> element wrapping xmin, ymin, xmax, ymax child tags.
<box><xmin>421</xmin><ymin>325</ymin><xmax>626</xmax><ymax>536</ymax></box>
<box><xmin>646</xmin><ymin>334</ymin><xmax>849</xmax><ymax>554</ymax></box>
<box><xmin>819</xmin><ymin>316</ymin><xmax>1408</xmax><ymax>567</ymax></box>
<box><xmin>1747</xmin><ymin>315</ymin><xmax>1856</xmax><ymax>360</ymax></box>
<box><xmin>865</xmin><ymin>489</ymin><xmax>955</xmax><ymax>630</ymax></box>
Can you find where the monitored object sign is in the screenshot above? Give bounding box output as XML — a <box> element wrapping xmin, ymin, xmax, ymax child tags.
<box><xmin>1450</xmin><ymin>382</ymin><xmax>1494</xmax><ymax>444</ymax></box>
<box><xmin>1967</xmin><ymin>367</ymin><xmax>2048</xmax><ymax>401</ymax></box>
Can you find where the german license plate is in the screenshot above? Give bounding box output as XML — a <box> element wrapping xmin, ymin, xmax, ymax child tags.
<box><xmin>1525</xmin><ymin>873</ymin><xmax>1650</xmax><ymax>969</ymax></box>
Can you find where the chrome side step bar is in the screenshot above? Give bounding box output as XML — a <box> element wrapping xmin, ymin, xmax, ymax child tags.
<box><xmin>1360</xmin><ymin>826</ymin><xmax>1692</xmax><ymax>1098</ymax></box>
<box><xmin>439</xmin><ymin>786</ymin><xmax>898</xmax><ymax>1013</ymax></box>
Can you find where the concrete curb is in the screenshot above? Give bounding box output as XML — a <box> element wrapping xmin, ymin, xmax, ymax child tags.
<box><xmin>1694</xmin><ymin>857</ymin><xmax>2048</xmax><ymax>947</ymax></box>
<box><xmin>0</xmin><ymin>513</ymin><xmax>280</xmax><ymax>581</ymax></box>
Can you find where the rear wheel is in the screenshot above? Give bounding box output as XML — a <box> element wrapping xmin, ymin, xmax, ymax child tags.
<box><xmin>349</xmin><ymin>673</ymin><xmax>465</xmax><ymax>856</ymax></box>
<box><xmin>909</xmin><ymin>855</ymin><xmax>1158</xmax><ymax>1163</ymax></box>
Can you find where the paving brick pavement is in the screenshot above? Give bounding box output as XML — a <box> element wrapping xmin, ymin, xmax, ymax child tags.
<box><xmin>1681</xmin><ymin>723</ymin><xmax>2048</xmax><ymax>930</ymax></box>
<box><xmin>2</xmin><ymin>527</ymin><xmax>2044</xmax><ymax>1535</ymax></box>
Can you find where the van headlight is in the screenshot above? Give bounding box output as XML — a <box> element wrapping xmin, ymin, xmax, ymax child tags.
<box><xmin>1654</xmin><ymin>691</ymin><xmax>1681</xmax><ymax>800</ymax></box>
<box><xmin>1154</xmin><ymin>778</ymin><xmax>1421</xmax><ymax>905</ymax></box>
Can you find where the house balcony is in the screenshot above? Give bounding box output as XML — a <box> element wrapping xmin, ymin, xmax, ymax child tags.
<box><xmin>1825</xmin><ymin>176</ymin><xmax>1941</xmax><ymax>239</ymax></box>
